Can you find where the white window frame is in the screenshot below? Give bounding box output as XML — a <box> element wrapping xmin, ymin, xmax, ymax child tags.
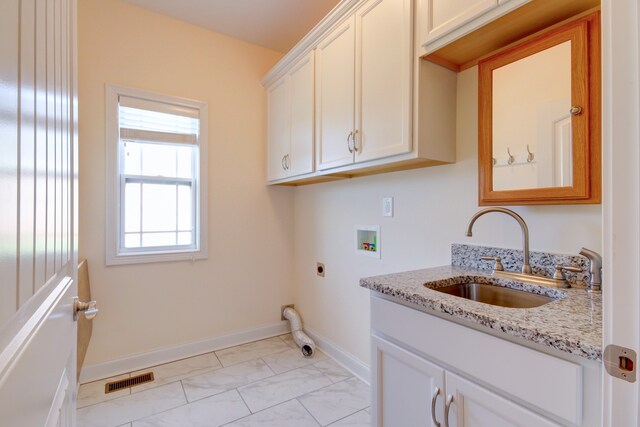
<box><xmin>105</xmin><ymin>84</ymin><xmax>208</xmax><ymax>265</ymax></box>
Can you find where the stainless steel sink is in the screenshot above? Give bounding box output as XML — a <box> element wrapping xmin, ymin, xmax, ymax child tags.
<box><xmin>431</xmin><ymin>282</ymin><xmax>555</xmax><ymax>308</ymax></box>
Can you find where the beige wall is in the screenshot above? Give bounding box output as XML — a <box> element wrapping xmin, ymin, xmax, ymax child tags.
<box><xmin>78</xmin><ymin>0</ymin><xmax>293</xmax><ymax>365</ymax></box>
<box><xmin>293</xmin><ymin>67</ymin><xmax>602</xmax><ymax>365</ymax></box>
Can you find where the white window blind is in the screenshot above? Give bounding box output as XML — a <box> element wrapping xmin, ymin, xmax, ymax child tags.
<box><xmin>119</xmin><ymin>95</ymin><xmax>199</xmax><ymax>136</ymax></box>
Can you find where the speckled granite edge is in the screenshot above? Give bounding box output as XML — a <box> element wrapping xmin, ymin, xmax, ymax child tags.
<box><xmin>360</xmin><ymin>264</ymin><xmax>602</xmax><ymax>361</ymax></box>
<box><xmin>452</xmin><ymin>243</ymin><xmax>591</xmax><ymax>286</ymax></box>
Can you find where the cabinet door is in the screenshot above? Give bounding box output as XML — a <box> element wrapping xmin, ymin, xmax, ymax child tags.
<box><xmin>315</xmin><ymin>17</ymin><xmax>356</xmax><ymax>171</ymax></box>
<box><xmin>266</xmin><ymin>77</ymin><xmax>290</xmax><ymax>181</ymax></box>
<box><xmin>445</xmin><ymin>372</ymin><xmax>561</xmax><ymax>427</ymax></box>
<box><xmin>355</xmin><ymin>0</ymin><xmax>412</xmax><ymax>162</ymax></box>
<box><xmin>372</xmin><ymin>335</ymin><xmax>445</xmax><ymax>427</ymax></box>
<box><xmin>288</xmin><ymin>52</ymin><xmax>314</xmax><ymax>177</ymax></box>
<box><xmin>423</xmin><ymin>0</ymin><xmax>497</xmax><ymax>44</ymax></box>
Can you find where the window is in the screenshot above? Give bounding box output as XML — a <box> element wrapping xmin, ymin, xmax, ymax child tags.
<box><xmin>105</xmin><ymin>85</ymin><xmax>208</xmax><ymax>265</ymax></box>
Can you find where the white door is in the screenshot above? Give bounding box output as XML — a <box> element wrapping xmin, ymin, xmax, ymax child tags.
<box><xmin>445</xmin><ymin>372</ymin><xmax>561</xmax><ymax>427</ymax></box>
<box><xmin>288</xmin><ymin>51</ymin><xmax>315</xmax><ymax>177</ymax></box>
<box><xmin>266</xmin><ymin>76</ymin><xmax>290</xmax><ymax>181</ymax></box>
<box><xmin>601</xmin><ymin>0</ymin><xmax>640</xmax><ymax>425</ymax></box>
<box><xmin>355</xmin><ymin>0</ymin><xmax>413</xmax><ymax>162</ymax></box>
<box><xmin>315</xmin><ymin>17</ymin><xmax>356</xmax><ymax>170</ymax></box>
<box><xmin>534</xmin><ymin>98</ymin><xmax>572</xmax><ymax>188</ymax></box>
<box><xmin>0</xmin><ymin>0</ymin><xmax>79</xmax><ymax>425</ymax></box>
<box><xmin>371</xmin><ymin>335</ymin><xmax>445</xmax><ymax>427</ymax></box>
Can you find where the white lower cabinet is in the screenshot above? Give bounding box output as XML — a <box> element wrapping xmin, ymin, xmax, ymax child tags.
<box><xmin>445</xmin><ymin>372</ymin><xmax>560</xmax><ymax>427</ymax></box>
<box><xmin>370</xmin><ymin>295</ymin><xmax>601</xmax><ymax>427</ymax></box>
<box><xmin>372</xmin><ymin>335</ymin><xmax>560</xmax><ymax>427</ymax></box>
<box><xmin>372</xmin><ymin>335</ymin><xmax>445</xmax><ymax>426</ymax></box>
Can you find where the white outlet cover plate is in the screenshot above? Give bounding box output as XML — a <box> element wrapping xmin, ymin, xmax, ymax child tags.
<box><xmin>383</xmin><ymin>197</ymin><xmax>393</xmax><ymax>217</ymax></box>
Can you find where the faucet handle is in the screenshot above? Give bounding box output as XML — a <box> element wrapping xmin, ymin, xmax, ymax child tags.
<box><xmin>480</xmin><ymin>256</ymin><xmax>504</xmax><ymax>271</ymax></box>
<box><xmin>551</xmin><ymin>265</ymin><xmax>581</xmax><ymax>289</ymax></box>
<box><xmin>553</xmin><ymin>264</ymin><xmax>582</xmax><ymax>280</ymax></box>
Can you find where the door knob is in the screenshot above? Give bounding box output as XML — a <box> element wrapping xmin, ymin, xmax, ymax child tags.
<box><xmin>73</xmin><ymin>297</ymin><xmax>98</xmax><ymax>321</ymax></box>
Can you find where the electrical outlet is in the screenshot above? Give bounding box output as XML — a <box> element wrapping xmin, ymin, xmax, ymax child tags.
<box><xmin>281</xmin><ymin>304</ymin><xmax>294</xmax><ymax>321</ymax></box>
<box><xmin>316</xmin><ymin>262</ymin><xmax>325</xmax><ymax>277</ymax></box>
<box><xmin>383</xmin><ymin>197</ymin><xmax>393</xmax><ymax>217</ymax></box>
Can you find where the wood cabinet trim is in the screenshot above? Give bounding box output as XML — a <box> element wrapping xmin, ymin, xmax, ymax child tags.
<box><xmin>477</xmin><ymin>12</ymin><xmax>601</xmax><ymax>205</ymax></box>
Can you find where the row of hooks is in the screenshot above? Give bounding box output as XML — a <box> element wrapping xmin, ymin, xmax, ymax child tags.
<box><xmin>492</xmin><ymin>144</ymin><xmax>535</xmax><ymax>166</ymax></box>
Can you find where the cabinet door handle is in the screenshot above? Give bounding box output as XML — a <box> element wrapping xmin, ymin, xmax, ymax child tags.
<box><xmin>431</xmin><ymin>386</ymin><xmax>441</xmax><ymax>427</ymax></box>
<box><xmin>347</xmin><ymin>131</ymin><xmax>354</xmax><ymax>153</ymax></box>
<box><xmin>444</xmin><ymin>394</ymin><xmax>454</xmax><ymax>427</ymax></box>
<box><xmin>353</xmin><ymin>129</ymin><xmax>359</xmax><ymax>152</ymax></box>
<box><xmin>282</xmin><ymin>155</ymin><xmax>287</xmax><ymax>170</ymax></box>
<box><xmin>285</xmin><ymin>154</ymin><xmax>290</xmax><ymax>170</ymax></box>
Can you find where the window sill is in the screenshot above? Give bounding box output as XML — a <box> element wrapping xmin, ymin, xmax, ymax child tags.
<box><xmin>105</xmin><ymin>248</ymin><xmax>208</xmax><ymax>266</ymax></box>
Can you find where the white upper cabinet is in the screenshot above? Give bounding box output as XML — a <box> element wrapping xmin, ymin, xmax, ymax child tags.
<box><xmin>418</xmin><ymin>0</ymin><xmax>532</xmax><ymax>53</ymax></box>
<box><xmin>316</xmin><ymin>0</ymin><xmax>413</xmax><ymax>171</ymax></box>
<box><xmin>266</xmin><ymin>77</ymin><xmax>290</xmax><ymax>181</ymax></box>
<box><xmin>315</xmin><ymin>18</ymin><xmax>356</xmax><ymax>170</ymax></box>
<box><xmin>288</xmin><ymin>53</ymin><xmax>315</xmax><ymax>177</ymax></box>
<box><xmin>422</xmin><ymin>0</ymin><xmax>498</xmax><ymax>44</ymax></box>
<box><xmin>266</xmin><ymin>52</ymin><xmax>315</xmax><ymax>182</ymax></box>
<box><xmin>355</xmin><ymin>0</ymin><xmax>412</xmax><ymax>162</ymax></box>
<box><xmin>262</xmin><ymin>0</ymin><xmax>457</xmax><ymax>185</ymax></box>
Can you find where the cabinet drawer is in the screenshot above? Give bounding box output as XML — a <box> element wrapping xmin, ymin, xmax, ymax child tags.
<box><xmin>371</xmin><ymin>295</ymin><xmax>582</xmax><ymax>425</ymax></box>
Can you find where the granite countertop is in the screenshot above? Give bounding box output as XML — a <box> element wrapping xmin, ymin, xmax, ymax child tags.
<box><xmin>360</xmin><ymin>264</ymin><xmax>603</xmax><ymax>361</ymax></box>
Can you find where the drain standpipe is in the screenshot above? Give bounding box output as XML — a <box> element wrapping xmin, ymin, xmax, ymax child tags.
<box><xmin>282</xmin><ymin>307</ymin><xmax>316</xmax><ymax>358</ymax></box>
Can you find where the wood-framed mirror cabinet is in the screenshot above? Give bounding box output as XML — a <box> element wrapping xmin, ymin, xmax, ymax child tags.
<box><xmin>478</xmin><ymin>11</ymin><xmax>601</xmax><ymax>205</ymax></box>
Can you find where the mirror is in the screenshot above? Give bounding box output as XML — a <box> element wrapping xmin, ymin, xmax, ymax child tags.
<box><xmin>478</xmin><ymin>12</ymin><xmax>601</xmax><ymax>205</ymax></box>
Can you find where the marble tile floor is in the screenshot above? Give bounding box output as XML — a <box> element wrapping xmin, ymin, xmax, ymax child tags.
<box><xmin>77</xmin><ymin>334</ymin><xmax>371</xmax><ymax>427</ymax></box>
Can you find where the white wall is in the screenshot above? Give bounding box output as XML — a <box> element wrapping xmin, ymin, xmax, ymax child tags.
<box><xmin>78</xmin><ymin>0</ymin><xmax>293</xmax><ymax>366</ymax></box>
<box><xmin>293</xmin><ymin>66</ymin><xmax>602</xmax><ymax>366</ymax></box>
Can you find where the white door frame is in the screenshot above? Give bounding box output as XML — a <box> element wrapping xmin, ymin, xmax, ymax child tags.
<box><xmin>601</xmin><ymin>0</ymin><xmax>640</xmax><ymax>425</ymax></box>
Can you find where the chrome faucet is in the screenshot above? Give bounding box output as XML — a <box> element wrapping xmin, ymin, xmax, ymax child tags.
<box><xmin>579</xmin><ymin>247</ymin><xmax>602</xmax><ymax>293</ymax></box>
<box><xmin>466</xmin><ymin>207</ymin><xmax>532</xmax><ymax>274</ymax></box>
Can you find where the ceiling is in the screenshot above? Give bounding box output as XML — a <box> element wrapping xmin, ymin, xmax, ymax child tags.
<box><xmin>123</xmin><ymin>0</ymin><xmax>342</xmax><ymax>53</ymax></box>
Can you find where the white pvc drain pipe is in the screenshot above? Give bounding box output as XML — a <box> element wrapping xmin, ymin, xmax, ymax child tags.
<box><xmin>282</xmin><ymin>307</ymin><xmax>315</xmax><ymax>358</ymax></box>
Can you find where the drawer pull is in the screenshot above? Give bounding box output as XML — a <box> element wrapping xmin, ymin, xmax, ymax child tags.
<box><xmin>353</xmin><ymin>129</ymin><xmax>359</xmax><ymax>152</ymax></box>
<box><xmin>431</xmin><ymin>386</ymin><xmax>441</xmax><ymax>427</ymax></box>
<box><xmin>444</xmin><ymin>394</ymin><xmax>454</xmax><ymax>427</ymax></box>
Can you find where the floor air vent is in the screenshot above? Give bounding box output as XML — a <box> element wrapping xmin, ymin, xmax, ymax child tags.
<box><xmin>105</xmin><ymin>372</ymin><xmax>154</xmax><ymax>393</ymax></box>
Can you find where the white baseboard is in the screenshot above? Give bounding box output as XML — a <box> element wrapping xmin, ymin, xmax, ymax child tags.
<box><xmin>79</xmin><ymin>321</ymin><xmax>289</xmax><ymax>383</ymax></box>
<box><xmin>304</xmin><ymin>327</ymin><xmax>371</xmax><ymax>385</ymax></box>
